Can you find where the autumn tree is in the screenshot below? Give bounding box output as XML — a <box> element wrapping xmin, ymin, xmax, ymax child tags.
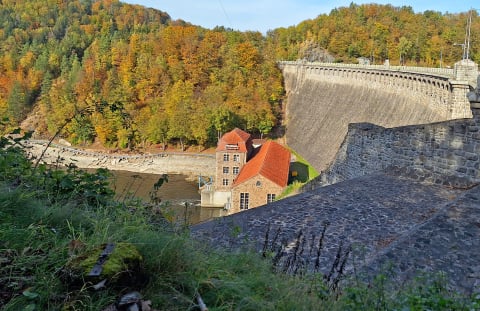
<box><xmin>7</xmin><ymin>1</ymin><xmax>478</xmax><ymax>150</ymax></box>
<box><xmin>164</xmin><ymin>80</ymin><xmax>195</xmax><ymax>151</ymax></box>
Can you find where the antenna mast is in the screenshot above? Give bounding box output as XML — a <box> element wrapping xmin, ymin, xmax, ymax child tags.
<box><xmin>465</xmin><ymin>9</ymin><xmax>472</xmax><ymax>60</ymax></box>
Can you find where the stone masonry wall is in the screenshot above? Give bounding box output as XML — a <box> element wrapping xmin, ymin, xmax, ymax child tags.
<box><xmin>230</xmin><ymin>175</ymin><xmax>283</xmax><ymax>214</ymax></box>
<box><xmin>314</xmin><ymin>106</ymin><xmax>480</xmax><ymax>189</ymax></box>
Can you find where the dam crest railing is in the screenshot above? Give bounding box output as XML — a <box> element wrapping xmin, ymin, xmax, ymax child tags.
<box><xmin>278</xmin><ymin>60</ymin><xmax>456</xmax><ymax>79</ymax></box>
<box><xmin>279</xmin><ymin>60</ymin><xmax>480</xmax><ymax>119</ymax></box>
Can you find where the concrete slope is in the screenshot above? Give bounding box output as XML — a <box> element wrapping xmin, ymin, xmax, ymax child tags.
<box><xmin>192</xmin><ymin>173</ymin><xmax>479</xmax><ymax>294</ymax></box>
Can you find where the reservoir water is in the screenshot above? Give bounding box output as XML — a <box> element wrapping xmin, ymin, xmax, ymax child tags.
<box><xmin>106</xmin><ymin>170</ymin><xmax>226</xmax><ymax>225</ymax></box>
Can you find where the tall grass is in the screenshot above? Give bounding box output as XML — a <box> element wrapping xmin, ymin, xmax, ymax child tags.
<box><xmin>1</xmin><ymin>137</ymin><xmax>479</xmax><ymax>310</ymax></box>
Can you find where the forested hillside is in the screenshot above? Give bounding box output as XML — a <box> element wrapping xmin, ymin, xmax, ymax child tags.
<box><xmin>270</xmin><ymin>4</ymin><xmax>479</xmax><ymax>66</ymax></box>
<box><xmin>1</xmin><ymin>1</ymin><xmax>479</xmax><ymax>149</ymax></box>
<box><xmin>0</xmin><ymin>0</ymin><xmax>283</xmax><ymax>149</ymax></box>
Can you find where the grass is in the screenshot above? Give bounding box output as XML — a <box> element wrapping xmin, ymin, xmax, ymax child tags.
<box><xmin>290</xmin><ymin>150</ymin><xmax>319</xmax><ymax>182</ymax></box>
<box><xmin>279</xmin><ymin>149</ymin><xmax>319</xmax><ymax>199</ymax></box>
<box><xmin>0</xmin><ymin>186</ymin><xmax>329</xmax><ymax>310</ymax></box>
<box><xmin>1</xmin><ymin>137</ymin><xmax>479</xmax><ymax>310</ymax></box>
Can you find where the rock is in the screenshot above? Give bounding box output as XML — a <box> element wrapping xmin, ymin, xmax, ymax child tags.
<box><xmin>63</xmin><ymin>242</ymin><xmax>144</xmax><ymax>288</ymax></box>
<box><xmin>102</xmin><ymin>293</ymin><xmax>156</xmax><ymax>311</ymax></box>
<box><xmin>59</xmin><ymin>139</ymin><xmax>72</xmax><ymax>146</ymax></box>
<box><xmin>117</xmin><ymin>291</ymin><xmax>142</xmax><ymax>310</ymax></box>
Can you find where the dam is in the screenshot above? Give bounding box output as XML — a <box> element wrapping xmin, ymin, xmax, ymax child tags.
<box><xmin>280</xmin><ymin>60</ymin><xmax>477</xmax><ymax>172</ymax></box>
<box><xmin>192</xmin><ymin>59</ymin><xmax>480</xmax><ymax>294</ymax></box>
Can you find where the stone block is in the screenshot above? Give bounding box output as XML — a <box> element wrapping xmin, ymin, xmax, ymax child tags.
<box><xmin>437</xmin><ymin>162</ymin><xmax>450</xmax><ymax>170</ymax></box>
<box><xmin>453</xmin><ymin>124</ymin><xmax>467</xmax><ymax>134</ymax></box>
<box><xmin>467</xmin><ymin>168</ymin><xmax>477</xmax><ymax>176</ymax></box>
<box><xmin>450</xmin><ymin>138</ymin><xmax>464</xmax><ymax>149</ymax></box>
<box><xmin>472</xmin><ymin>133</ymin><xmax>480</xmax><ymax>141</ymax></box>
<box><xmin>463</xmin><ymin>144</ymin><xmax>475</xmax><ymax>153</ymax></box>
<box><xmin>440</xmin><ymin>142</ymin><xmax>450</xmax><ymax>149</ymax></box>
<box><xmin>465</xmin><ymin>152</ymin><xmax>479</xmax><ymax>161</ymax></box>
<box><xmin>466</xmin><ymin>161</ymin><xmax>477</xmax><ymax>168</ymax></box>
<box><xmin>456</xmin><ymin>167</ymin><xmax>467</xmax><ymax>174</ymax></box>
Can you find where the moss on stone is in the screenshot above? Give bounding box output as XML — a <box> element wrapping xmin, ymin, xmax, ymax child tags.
<box><xmin>65</xmin><ymin>242</ymin><xmax>144</xmax><ymax>287</ymax></box>
<box><xmin>78</xmin><ymin>242</ymin><xmax>143</xmax><ymax>279</ymax></box>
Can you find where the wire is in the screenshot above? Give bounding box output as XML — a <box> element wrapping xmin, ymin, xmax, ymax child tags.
<box><xmin>218</xmin><ymin>0</ymin><xmax>233</xmax><ymax>29</ymax></box>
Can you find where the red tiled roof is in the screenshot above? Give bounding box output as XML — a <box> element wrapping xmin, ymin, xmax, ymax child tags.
<box><xmin>216</xmin><ymin>128</ymin><xmax>252</xmax><ymax>152</ymax></box>
<box><xmin>233</xmin><ymin>141</ymin><xmax>291</xmax><ymax>188</ymax></box>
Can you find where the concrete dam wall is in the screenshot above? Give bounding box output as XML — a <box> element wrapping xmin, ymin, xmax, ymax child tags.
<box><xmin>282</xmin><ymin>63</ymin><xmax>469</xmax><ymax>172</ymax></box>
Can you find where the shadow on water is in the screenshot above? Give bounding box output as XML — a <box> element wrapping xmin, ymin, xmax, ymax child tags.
<box><xmin>107</xmin><ymin>170</ymin><xmax>226</xmax><ymax>225</ymax></box>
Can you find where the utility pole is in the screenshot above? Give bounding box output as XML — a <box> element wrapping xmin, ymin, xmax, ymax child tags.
<box><xmin>440</xmin><ymin>48</ymin><xmax>443</xmax><ymax>68</ymax></box>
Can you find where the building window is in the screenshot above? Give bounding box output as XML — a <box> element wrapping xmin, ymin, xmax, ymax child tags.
<box><xmin>222</xmin><ymin>179</ymin><xmax>229</xmax><ymax>186</ymax></box>
<box><xmin>240</xmin><ymin>193</ymin><xmax>249</xmax><ymax>210</ymax></box>
<box><xmin>233</xmin><ymin>154</ymin><xmax>240</xmax><ymax>162</ymax></box>
<box><xmin>223</xmin><ymin>154</ymin><xmax>229</xmax><ymax>161</ymax></box>
<box><xmin>267</xmin><ymin>194</ymin><xmax>276</xmax><ymax>203</ymax></box>
<box><xmin>256</xmin><ymin>180</ymin><xmax>262</xmax><ymax>187</ymax></box>
<box><xmin>226</xmin><ymin>144</ymin><xmax>239</xmax><ymax>150</ymax></box>
<box><xmin>233</xmin><ymin>167</ymin><xmax>239</xmax><ymax>175</ymax></box>
<box><xmin>223</xmin><ymin>167</ymin><xmax>229</xmax><ymax>174</ymax></box>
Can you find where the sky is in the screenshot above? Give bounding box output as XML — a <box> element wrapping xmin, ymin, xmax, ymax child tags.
<box><xmin>122</xmin><ymin>1</ymin><xmax>479</xmax><ymax>34</ymax></box>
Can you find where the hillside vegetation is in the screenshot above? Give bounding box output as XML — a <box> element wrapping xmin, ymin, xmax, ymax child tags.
<box><xmin>1</xmin><ymin>135</ymin><xmax>479</xmax><ymax>310</ymax></box>
<box><xmin>0</xmin><ymin>1</ymin><xmax>479</xmax><ymax>150</ymax></box>
<box><xmin>270</xmin><ymin>3</ymin><xmax>480</xmax><ymax>65</ymax></box>
<box><xmin>0</xmin><ymin>0</ymin><xmax>283</xmax><ymax>149</ymax></box>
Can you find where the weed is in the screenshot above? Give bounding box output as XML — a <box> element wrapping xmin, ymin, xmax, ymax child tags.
<box><xmin>261</xmin><ymin>221</ymin><xmax>351</xmax><ymax>299</ymax></box>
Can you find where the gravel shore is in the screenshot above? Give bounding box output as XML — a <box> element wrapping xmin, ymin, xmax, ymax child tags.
<box><xmin>24</xmin><ymin>140</ymin><xmax>216</xmax><ymax>177</ymax></box>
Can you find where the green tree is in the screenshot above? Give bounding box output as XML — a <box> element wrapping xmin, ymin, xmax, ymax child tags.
<box><xmin>398</xmin><ymin>36</ymin><xmax>413</xmax><ymax>65</ymax></box>
<box><xmin>7</xmin><ymin>82</ymin><xmax>28</xmax><ymax>122</ymax></box>
<box><xmin>145</xmin><ymin>110</ymin><xmax>169</xmax><ymax>150</ymax></box>
<box><xmin>70</xmin><ymin>114</ymin><xmax>95</xmax><ymax>145</ymax></box>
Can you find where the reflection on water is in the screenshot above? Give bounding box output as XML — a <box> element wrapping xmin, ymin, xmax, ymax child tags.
<box><xmin>107</xmin><ymin>170</ymin><xmax>226</xmax><ymax>225</ymax></box>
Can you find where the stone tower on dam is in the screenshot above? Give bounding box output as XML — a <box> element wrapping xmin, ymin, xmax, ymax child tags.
<box><xmin>280</xmin><ymin>60</ymin><xmax>478</xmax><ymax>172</ymax></box>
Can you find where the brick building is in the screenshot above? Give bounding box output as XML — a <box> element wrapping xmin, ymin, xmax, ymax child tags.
<box><xmin>214</xmin><ymin>128</ymin><xmax>253</xmax><ymax>192</ymax></box>
<box><xmin>201</xmin><ymin>128</ymin><xmax>291</xmax><ymax>214</ymax></box>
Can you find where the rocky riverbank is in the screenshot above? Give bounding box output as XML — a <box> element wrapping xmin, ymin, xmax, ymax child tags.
<box><xmin>23</xmin><ymin>140</ymin><xmax>216</xmax><ymax>177</ymax></box>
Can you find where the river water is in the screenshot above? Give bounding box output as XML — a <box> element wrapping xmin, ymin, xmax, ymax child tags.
<box><xmin>106</xmin><ymin>170</ymin><xmax>226</xmax><ymax>225</ymax></box>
